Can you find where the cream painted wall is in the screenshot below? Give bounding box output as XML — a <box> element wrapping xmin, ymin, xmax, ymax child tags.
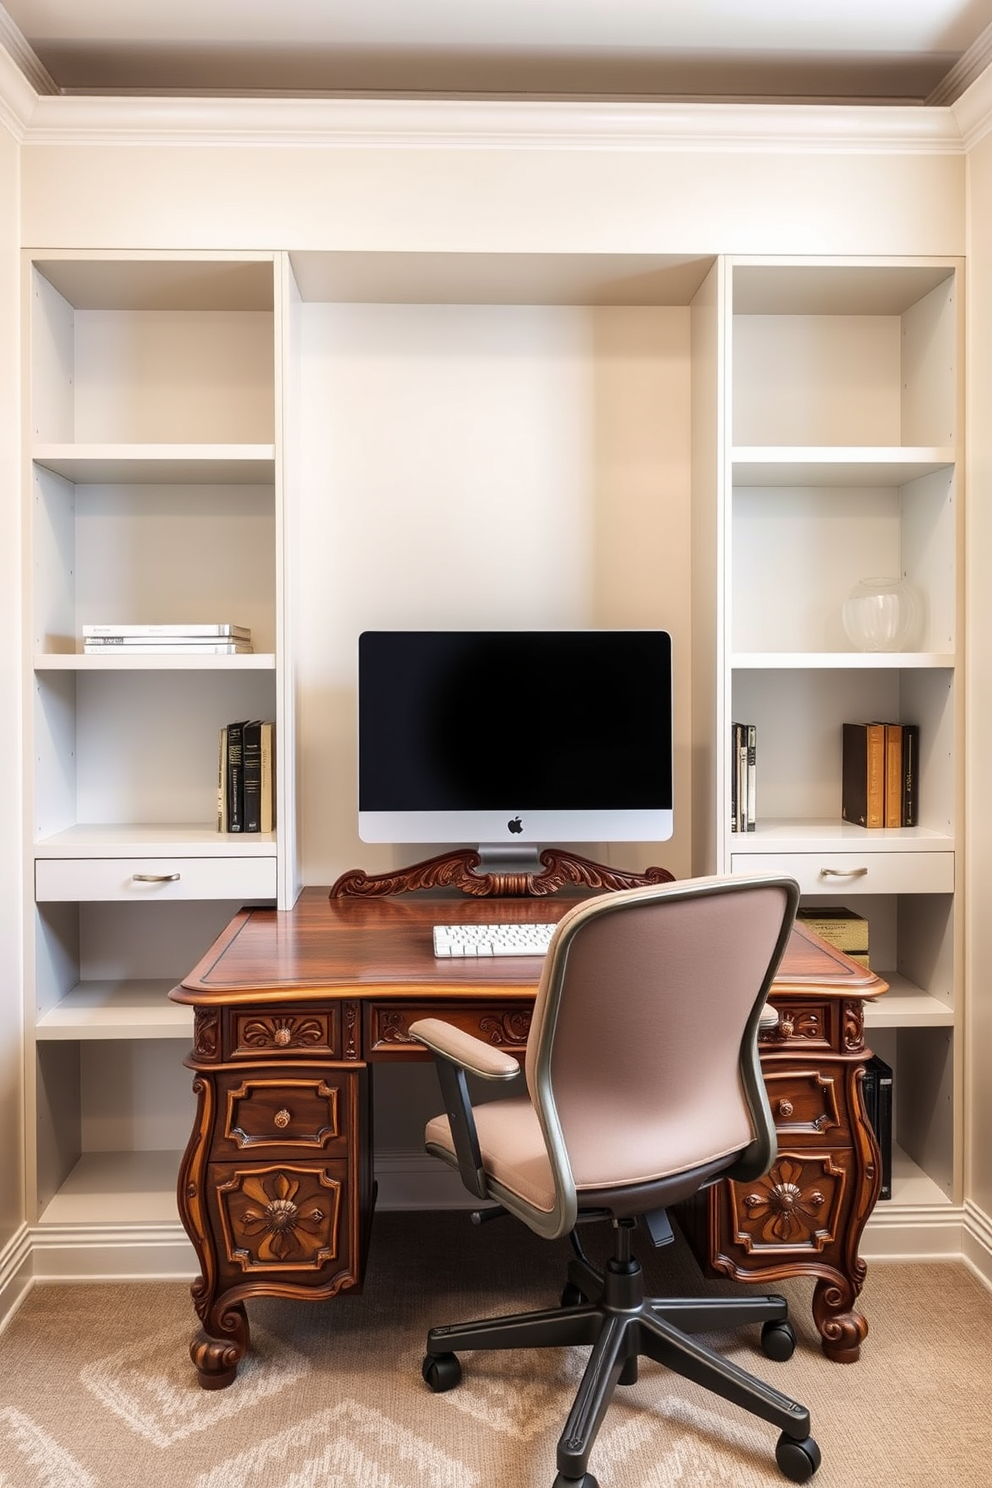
<box><xmin>0</xmin><ymin>118</ymin><xmax>24</xmax><ymax>1248</ymax></box>
<box><xmin>295</xmin><ymin>301</ymin><xmax>692</xmax><ymax>885</ymax></box>
<box><xmin>966</xmin><ymin>130</ymin><xmax>992</xmax><ymax>1221</ymax></box>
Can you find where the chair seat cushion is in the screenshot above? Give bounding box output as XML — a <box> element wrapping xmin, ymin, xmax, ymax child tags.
<box><xmin>425</xmin><ymin>1095</ymin><xmax>748</xmax><ymax>1219</ymax></box>
<box><xmin>426</xmin><ymin>1099</ymin><xmax>557</xmax><ymax>1212</ymax></box>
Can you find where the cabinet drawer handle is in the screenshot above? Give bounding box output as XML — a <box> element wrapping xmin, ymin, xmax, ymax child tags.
<box><xmin>818</xmin><ymin>867</ymin><xmax>868</xmax><ymax>879</ymax></box>
<box><xmin>274</xmin><ymin>1108</ymin><xmax>291</xmax><ymax>1129</ymax></box>
<box><xmin>132</xmin><ymin>873</ymin><xmax>181</xmax><ymax>883</ymax></box>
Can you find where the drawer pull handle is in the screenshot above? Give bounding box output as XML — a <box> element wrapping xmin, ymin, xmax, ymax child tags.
<box><xmin>132</xmin><ymin>873</ymin><xmax>180</xmax><ymax>883</ymax></box>
<box><xmin>778</xmin><ymin>1099</ymin><xmax>794</xmax><ymax>1118</ymax></box>
<box><xmin>819</xmin><ymin>867</ymin><xmax>868</xmax><ymax>879</ymax></box>
<box><xmin>274</xmin><ymin>1108</ymin><xmax>291</xmax><ymax>1129</ymax></box>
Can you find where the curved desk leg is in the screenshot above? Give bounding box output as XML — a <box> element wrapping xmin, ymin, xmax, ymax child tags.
<box><xmin>189</xmin><ymin>1293</ymin><xmax>250</xmax><ymax>1389</ymax></box>
<box><xmin>178</xmin><ymin>1073</ymin><xmax>249</xmax><ymax>1389</ymax></box>
<box><xmin>812</xmin><ymin>1274</ymin><xmax>868</xmax><ymax>1363</ymax></box>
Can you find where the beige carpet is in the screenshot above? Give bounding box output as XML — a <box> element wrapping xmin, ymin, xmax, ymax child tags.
<box><xmin>1</xmin><ymin>1211</ymin><xmax>990</xmax><ymax>1488</ymax></box>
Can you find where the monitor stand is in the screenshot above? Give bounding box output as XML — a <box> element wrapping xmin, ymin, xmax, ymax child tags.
<box><xmin>330</xmin><ymin>846</ymin><xmax>674</xmax><ymax>899</ymax></box>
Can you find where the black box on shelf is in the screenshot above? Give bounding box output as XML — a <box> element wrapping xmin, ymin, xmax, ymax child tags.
<box><xmin>862</xmin><ymin>1053</ymin><xmax>894</xmax><ymax>1201</ymax></box>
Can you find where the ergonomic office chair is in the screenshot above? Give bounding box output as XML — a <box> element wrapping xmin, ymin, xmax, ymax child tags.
<box><xmin>411</xmin><ymin>873</ymin><xmax>820</xmax><ymax>1487</ymax></box>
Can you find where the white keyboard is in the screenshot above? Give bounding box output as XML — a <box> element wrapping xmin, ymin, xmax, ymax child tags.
<box><xmin>432</xmin><ymin>922</ymin><xmax>556</xmax><ymax>958</ymax></box>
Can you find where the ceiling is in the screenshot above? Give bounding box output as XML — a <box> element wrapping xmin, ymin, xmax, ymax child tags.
<box><xmin>4</xmin><ymin>0</ymin><xmax>992</xmax><ymax>106</ymax></box>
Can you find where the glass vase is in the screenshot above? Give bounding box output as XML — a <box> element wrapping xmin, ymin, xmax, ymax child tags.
<box><xmin>842</xmin><ymin>576</ymin><xmax>922</xmax><ymax>652</ymax></box>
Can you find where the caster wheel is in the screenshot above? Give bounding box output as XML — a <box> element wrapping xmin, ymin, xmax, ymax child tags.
<box><xmin>552</xmin><ymin>1475</ymin><xmax>598</xmax><ymax>1488</ymax></box>
<box><xmin>560</xmin><ymin>1282</ymin><xmax>586</xmax><ymax>1308</ymax></box>
<box><xmin>422</xmin><ymin>1352</ymin><xmax>462</xmax><ymax>1393</ymax></box>
<box><xmin>761</xmin><ymin>1319</ymin><xmax>797</xmax><ymax>1361</ymax></box>
<box><xmin>775</xmin><ymin>1433</ymin><xmax>821</xmax><ymax>1482</ymax></box>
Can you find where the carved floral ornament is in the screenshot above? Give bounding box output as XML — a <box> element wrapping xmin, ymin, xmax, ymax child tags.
<box><xmin>225</xmin><ymin>1169</ymin><xmax>339</xmax><ymax>1266</ymax></box>
<box><xmin>741</xmin><ymin>1158</ymin><xmax>833</xmax><ymax>1247</ymax></box>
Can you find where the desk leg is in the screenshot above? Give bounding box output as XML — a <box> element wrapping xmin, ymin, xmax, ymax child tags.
<box><xmin>188</xmin><ymin>1295</ymin><xmax>250</xmax><ymax>1390</ymax></box>
<box><xmin>177</xmin><ymin>1077</ymin><xmax>249</xmax><ymax>1388</ymax></box>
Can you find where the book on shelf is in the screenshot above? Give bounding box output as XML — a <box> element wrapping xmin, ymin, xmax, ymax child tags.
<box><xmin>226</xmin><ymin>720</ymin><xmax>246</xmax><ymax>833</ymax></box>
<box><xmin>842</xmin><ymin>720</ymin><xmax>919</xmax><ymax>829</ymax></box>
<box><xmin>901</xmin><ymin>723</ymin><xmax>920</xmax><ymax>828</ymax></box>
<box><xmin>243</xmin><ymin>721</ymin><xmax>262</xmax><ymax>832</ymax></box>
<box><xmin>83</xmin><ymin>622</ymin><xmax>251</xmax><ymax>639</ymax></box>
<box><xmin>796</xmin><ymin>906</ymin><xmax>869</xmax><ymax>968</ymax></box>
<box><xmin>861</xmin><ymin>1053</ymin><xmax>893</xmax><ymax>1201</ymax></box>
<box><xmin>217</xmin><ymin>725</ymin><xmax>228</xmax><ymax>832</ymax></box>
<box><xmin>259</xmin><ymin>720</ymin><xmax>276</xmax><ymax>832</ymax></box>
<box><xmin>731</xmin><ymin>721</ymin><xmax>756</xmax><ymax>833</ymax></box>
<box><xmin>83</xmin><ymin>639</ymin><xmax>253</xmax><ymax>654</ymax></box>
<box><xmin>841</xmin><ymin>721</ymin><xmax>886</xmax><ymax>828</ymax></box>
<box><xmin>219</xmin><ymin>720</ymin><xmax>275</xmax><ymax>834</ymax></box>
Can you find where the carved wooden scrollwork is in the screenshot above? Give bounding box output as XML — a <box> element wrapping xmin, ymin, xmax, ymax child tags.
<box><xmin>330</xmin><ymin>848</ymin><xmax>674</xmax><ymax>899</ymax></box>
<box><xmin>479</xmin><ymin>1011</ymin><xmax>532</xmax><ymax>1046</ymax></box>
<box><xmin>193</xmin><ymin>1010</ymin><xmax>220</xmax><ymax>1061</ymax></box>
<box><xmin>239</xmin><ymin>1015</ymin><xmax>327</xmax><ymax>1052</ymax></box>
<box><xmin>842</xmin><ymin>999</ymin><xmax>866</xmax><ymax>1051</ymax></box>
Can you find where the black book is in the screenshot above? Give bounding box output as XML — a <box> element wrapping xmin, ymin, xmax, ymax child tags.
<box><xmin>841</xmin><ymin>721</ymin><xmax>885</xmax><ymax>828</ymax></box>
<box><xmin>242</xmin><ymin>720</ymin><xmax>262</xmax><ymax>832</ymax></box>
<box><xmin>862</xmin><ymin>1053</ymin><xmax>893</xmax><ymax>1201</ymax></box>
<box><xmin>901</xmin><ymin>723</ymin><xmax>920</xmax><ymax>827</ymax></box>
<box><xmin>226</xmin><ymin>720</ymin><xmax>247</xmax><ymax>833</ymax></box>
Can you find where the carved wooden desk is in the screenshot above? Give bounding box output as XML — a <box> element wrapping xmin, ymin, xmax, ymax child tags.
<box><xmin>170</xmin><ymin>884</ymin><xmax>885</xmax><ymax>1388</ymax></box>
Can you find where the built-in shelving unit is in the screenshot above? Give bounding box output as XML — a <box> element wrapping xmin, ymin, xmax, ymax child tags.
<box><xmin>23</xmin><ymin>251</ymin><xmax>297</xmax><ymax>1254</ymax></box>
<box><xmin>695</xmin><ymin>257</ymin><xmax>964</xmax><ymax>1219</ymax></box>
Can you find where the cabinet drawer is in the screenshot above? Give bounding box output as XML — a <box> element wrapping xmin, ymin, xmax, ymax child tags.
<box><xmin>35</xmin><ymin>855</ymin><xmax>277</xmax><ymax>902</ymax></box>
<box><xmin>731</xmin><ymin>851</ymin><xmax>953</xmax><ymax>896</ymax></box>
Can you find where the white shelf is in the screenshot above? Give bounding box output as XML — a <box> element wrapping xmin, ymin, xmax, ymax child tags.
<box><xmin>732</xmin><ymin>652</ymin><xmax>955</xmax><ymax>669</ymax></box>
<box><xmin>38</xmin><ymin>1150</ymin><xmax>185</xmax><ymax>1225</ymax></box>
<box><xmin>35</xmin><ymin>652</ymin><xmax>275</xmax><ymax>671</ymax></box>
<box><xmin>34</xmin><ymin>824</ymin><xmax>277</xmax><ymax>856</ymax></box>
<box><xmin>32</xmin><ymin>443</ymin><xmax>275</xmax><ymax>484</ymax></box>
<box><xmin>885</xmin><ymin>1145</ymin><xmax>954</xmax><ymax>1208</ymax></box>
<box><xmin>864</xmin><ymin>974</ymin><xmax>955</xmax><ymax>1028</ymax></box>
<box><xmin>36</xmin><ymin>981</ymin><xmax>193</xmax><ymax>1040</ymax></box>
<box><xmin>730</xmin><ymin>820</ymin><xmax>953</xmax><ymax>851</ymax></box>
<box><xmin>732</xmin><ymin>446</ymin><xmax>954</xmax><ymax>486</ymax></box>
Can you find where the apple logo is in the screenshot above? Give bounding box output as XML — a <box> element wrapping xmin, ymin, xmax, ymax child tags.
<box><xmin>507</xmin><ymin>816</ymin><xmax>523</xmax><ymax>835</ymax></box>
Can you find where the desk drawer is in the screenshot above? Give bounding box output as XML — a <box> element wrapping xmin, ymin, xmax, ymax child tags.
<box><xmin>731</xmin><ymin>851</ymin><xmax>953</xmax><ymax>896</ymax></box>
<box><xmin>366</xmin><ymin>1000</ymin><xmax>533</xmax><ymax>1058</ymax></box>
<box><xmin>764</xmin><ymin>1067</ymin><xmax>848</xmax><ymax>1143</ymax></box>
<box><xmin>215</xmin><ymin>1071</ymin><xmax>351</xmax><ymax>1153</ymax></box>
<box><xmin>36</xmin><ymin>855</ymin><xmax>277</xmax><ymax>902</ymax></box>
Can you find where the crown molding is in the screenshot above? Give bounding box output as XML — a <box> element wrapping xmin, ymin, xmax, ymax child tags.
<box><xmin>4</xmin><ymin>91</ymin><xmax>964</xmax><ymax>154</ymax></box>
<box><xmin>950</xmin><ymin>59</ymin><xmax>992</xmax><ymax>149</ymax></box>
<box><xmin>0</xmin><ymin>30</ymin><xmax>43</xmax><ymax>139</ymax></box>
<box><xmin>928</xmin><ymin>22</ymin><xmax>992</xmax><ymax>107</ymax></box>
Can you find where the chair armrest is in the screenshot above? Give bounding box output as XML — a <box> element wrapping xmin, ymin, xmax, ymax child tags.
<box><xmin>409</xmin><ymin>1018</ymin><xmax>521</xmax><ymax>1202</ymax></box>
<box><xmin>409</xmin><ymin>1018</ymin><xmax>521</xmax><ymax>1079</ymax></box>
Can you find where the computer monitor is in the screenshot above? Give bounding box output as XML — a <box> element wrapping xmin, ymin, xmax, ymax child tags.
<box><xmin>357</xmin><ymin>629</ymin><xmax>673</xmax><ymax>856</ymax></box>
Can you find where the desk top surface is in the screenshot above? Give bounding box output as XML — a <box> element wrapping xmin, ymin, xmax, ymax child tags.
<box><xmin>171</xmin><ymin>885</ymin><xmax>886</xmax><ymax>1008</ymax></box>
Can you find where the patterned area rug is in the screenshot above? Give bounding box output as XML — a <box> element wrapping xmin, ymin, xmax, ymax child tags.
<box><xmin>1</xmin><ymin>1211</ymin><xmax>991</xmax><ymax>1488</ymax></box>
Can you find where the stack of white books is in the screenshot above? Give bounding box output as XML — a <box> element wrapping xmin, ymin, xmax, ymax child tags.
<box><xmin>82</xmin><ymin>623</ymin><xmax>253</xmax><ymax>655</ymax></box>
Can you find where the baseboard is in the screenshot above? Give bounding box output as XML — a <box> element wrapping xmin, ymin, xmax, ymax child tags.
<box><xmin>0</xmin><ymin>1224</ymin><xmax>33</xmax><ymax>1335</ymax></box>
<box><xmin>374</xmin><ymin>1150</ymin><xmax>475</xmax><ymax>1210</ymax></box>
<box><xmin>860</xmin><ymin>1202</ymin><xmax>966</xmax><ymax>1259</ymax></box>
<box><xmin>962</xmin><ymin>1200</ymin><xmax>992</xmax><ymax>1290</ymax></box>
<box><xmin>28</xmin><ymin>1221</ymin><xmax>198</xmax><ymax>1281</ymax></box>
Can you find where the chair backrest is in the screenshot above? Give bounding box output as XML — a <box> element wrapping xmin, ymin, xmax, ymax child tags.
<box><xmin>524</xmin><ymin>874</ymin><xmax>799</xmax><ymax>1233</ymax></box>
